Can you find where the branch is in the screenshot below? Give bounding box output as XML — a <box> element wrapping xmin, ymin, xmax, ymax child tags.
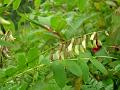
<box><xmin>26</xmin><ymin>17</ymin><xmax>65</xmax><ymax>41</ymax></box>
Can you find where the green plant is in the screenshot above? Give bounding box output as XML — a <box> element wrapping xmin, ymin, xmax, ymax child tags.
<box><xmin>0</xmin><ymin>0</ymin><xmax>120</xmax><ymax>90</ymax></box>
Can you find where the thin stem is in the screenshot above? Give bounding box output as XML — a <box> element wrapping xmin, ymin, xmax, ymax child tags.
<box><xmin>95</xmin><ymin>56</ymin><xmax>118</xmax><ymax>59</ymax></box>
<box><xmin>4</xmin><ymin>64</ymin><xmax>45</xmax><ymax>83</ymax></box>
<box><xmin>25</xmin><ymin>15</ymin><xmax>65</xmax><ymax>41</ymax></box>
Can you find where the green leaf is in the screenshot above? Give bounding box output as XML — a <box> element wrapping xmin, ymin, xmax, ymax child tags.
<box><xmin>3</xmin><ymin>0</ymin><xmax>10</xmax><ymax>5</ymax></box>
<box><xmin>38</xmin><ymin>16</ymin><xmax>52</xmax><ymax>26</ymax></box>
<box><xmin>115</xmin><ymin>64</ymin><xmax>120</xmax><ymax>72</ymax></box>
<box><xmin>27</xmin><ymin>47</ymin><xmax>39</xmax><ymax>62</ymax></box>
<box><xmin>109</xmin><ymin>14</ymin><xmax>120</xmax><ymax>45</ymax></box>
<box><xmin>52</xmin><ymin>61</ymin><xmax>66</xmax><ymax>88</ymax></box>
<box><xmin>40</xmin><ymin>56</ymin><xmax>50</xmax><ymax>65</ymax></box>
<box><xmin>0</xmin><ymin>69</ymin><xmax>6</xmax><ymax>83</ymax></box>
<box><xmin>0</xmin><ymin>40</ymin><xmax>12</xmax><ymax>46</ymax></box>
<box><xmin>67</xmin><ymin>61</ymin><xmax>82</xmax><ymax>76</ymax></box>
<box><xmin>79</xmin><ymin>59</ymin><xmax>89</xmax><ymax>83</ymax></box>
<box><xmin>3</xmin><ymin>0</ymin><xmax>14</xmax><ymax>7</ymax></box>
<box><xmin>66</xmin><ymin>0</ymin><xmax>78</xmax><ymax>10</ymax></box>
<box><xmin>3</xmin><ymin>20</ymin><xmax>15</xmax><ymax>32</ymax></box>
<box><xmin>90</xmin><ymin>58</ymin><xmax>108</xmax><ymax>75</ymax></box>
<box><xmin>79</xmin><ymin>51</ymin><xmax>92</xmax><ymax>59</ymax></box>
<box><xmin>17</xmin><ymin>53</ymin><xmax>26</xmax><ymax>66</ymax></box>
<box><xmin>51</xmin><ymin>15</ymin><xmax>67</xmax><ymax>32</ymax></box>
<box><xmin>78</xmin><ymin>0</ymin><xmax>89</xmax><ymax>12</ymax></box>
<box><xmin>54</xmin><ymin>0</ymin><xmax>65</xmax><ymax>4</ymax></box>
<box><xmin>102</xmin><ymin>78</ymin><xmax>113</xmax><ymax>87</ymax></box>
<box><xmin>18</xmin><ymin>81</ymin><xmax>28</xmax><ymax>90</ymax></box>
<box><xmin>95</xmin><ymin>48</ymin><xmax>107</xmax><ymax>56</ymax></box>
<box><xmin>13</xmin><ymin>0</ymin><xmax>21</xmax><ymax>10</ymax></box>
<box><xmin>34</xmin><ymin>0</ymin><xmax>41</xmax><ymax>9</ymax></box>
<box><xmin>0</xmin><ymin>17</ymin><xmax>10</xmax><ymax>25</ymax></box>
<box><xmin>5</xmin><ymin>66</ymin><xmax>17</xmax><ymax>77</ymax></box>
<box><xmin>65</xmin><ymin>14</ymin><xmax>97</xmax><ymax>39</ymax></box>
<box><xmin>0</xmin><ymin>69</ymin><xmax>5</xmax><ymax>78</ymax></box>
<box><xmin>27</xmin><ymin>59</ymin><xmax>38</xmax><ymax>68</ymax></box>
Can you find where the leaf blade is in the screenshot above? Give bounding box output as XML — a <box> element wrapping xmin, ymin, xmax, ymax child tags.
<box><xmin>90</xmin><ymin>58</ymin><xmax>108</xmax><ymax>75</ymax></box>
<box><xmin>67</xmin><ymin>61</ymin><xmax>82</xmax><ymax>77</ymax></box>
<box><xmin>13</xmin><ymin>0</ymin><xmax>21</xmax><ymax>10</ymax></box>
<box><xmin>52</xmin><ymin>61</ymin><xmax>66</xmax><ymax>88</ymax></box>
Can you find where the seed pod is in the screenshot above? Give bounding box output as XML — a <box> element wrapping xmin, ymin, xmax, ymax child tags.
<box><xmin>74</xmin><ymin>45</ymin><xmax>79</xmax><ymax>55</ymax></box>
<box><xmin>68</xmin><ymin>38</ymin><xmax>74</xmax><ymax>52</ymax></box>
<box><xmin>80</xmin><ymin>45</ymin><xmax>85</xmax><ymax>53</ymax></box>
<box><xmin>90</xmin><ymin>32</ymin><xmax>96</xmax><ymax>40</ymax></box>
<box><xmin>93</xmin><ymin>40</ymin><xmax>97</xmax><ymax>48</ymax></box>
<box><xmin>82</xmin><ymin>35</ymin><xmax>86</xmax><ymax>50</ymax></box>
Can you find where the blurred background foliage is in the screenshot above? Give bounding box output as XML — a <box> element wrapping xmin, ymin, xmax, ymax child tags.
<box><xmin>0</xmin><ymin>0</ymin><xmax>120</xmax><ymax>90</ymax></box>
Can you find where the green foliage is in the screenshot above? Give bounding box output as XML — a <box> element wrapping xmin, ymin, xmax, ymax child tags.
<box><xmin>79</xmin><ymin>59</ymin><xmax>89</xmax><ymax>83</ymax></box>
<box><xmin>17</xmin><ymin>53</ymin><xmax>26</xmax><ymax>66</ymax></box>
<box><xmin>13</xmin><ymin>0</ymin><xmax>22</xmax><ymax>10</ymax></box>
<box><xmin>66</xmin><ymin>60</ymin><xmax>82</xmax><ymax>77</ymax></box>
<box><xmin>52</xmin><ymin>61</ymin><xmax>66</xmax><ymax>88</ymax></box>
<box><xmin>0</xmin><ymin>40</ymin><xmax>12</xmax><ymax>46</ymax></box>
<box><xmin>27</xmin><ymin>47</ymin><xmax>39</xmax><ymax>62</ymax></box>
<box><xmin>90</xmin><ymin>58</ymin><xmax>108</xmax><ymax>75</ymax></box>
<box><xmin>34</xmin><ymin>0</ymin><xmax>41</xmax><ymax>9</ymax></box>
<box><xmin>0</xmin><ymin>0</ymin><xmax>120</xmax><ymax>89</ymax></box>
<box><xmin>51</xmin><ymin>15</ymin><xmax>67</xmax><ymax>32</ymax></box>
<box><xmin>78</xmin><ymin>0</ymin><xmax>89</xmax><ymax>12</ymax></box>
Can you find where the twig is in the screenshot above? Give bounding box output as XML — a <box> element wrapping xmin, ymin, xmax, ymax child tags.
<box><xmin>95</xmin><ymin>56</ymin><xmax>118</xmax><ymax>59</ymax></box>
<box><xmin>25</xmin><ymin>15</ymin><xmax>65</xmax><ymax>41</ymax></box>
